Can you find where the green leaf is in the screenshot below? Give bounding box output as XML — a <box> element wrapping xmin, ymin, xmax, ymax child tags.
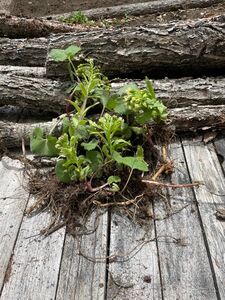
<box><xmin>112</xmin><ymin>138</ymin><xmax>131</xmax><ymax>150</ymax></box>
<box><xmin>136</xmin><ymin>145</ymin><xmax>144</xmax><ymax>158</ymax></box>
<box><xmin>110</xmin><ymin>183</ymin><xmax>120</xmax><ymax>192</ymax></box>
<box><xmin>50</xmin><ymin>49</ymin><xmax>67</xmax><ymax>62</ymax></box>
<box><xmin>145</xmin><ymin>77</ymin><xmax>156</xmax><ymax>98</ymax></box>
<box><xmin>118</xmin><ymin>83</ymin><xmax>138</xmax><ymax>96</ymax></box>
<box><xmin>55</xmin><ymin>159</ymin><xmax>72</xmax><ymax>183</ymax></box>
<box><xmin>107</xmin><ymin>176</ymin><xmax>121</xmax><ymax>184</ymax></box>
<box><xmin>114</xmin><ymin>102</ymin><xmax>128</xmax><ymax>114</ymax></box>
<box><xmin>81</xmin><ymin>139</ymin><xmax>98</xmax><ymax>151</ymax></box>
<box><xmin>131</xmin><ymin>126</ymin><xmax>144</xmax><ymax>135</ymax></box>
<box><xmin>86</xmin><ymin>150</ymin><xmax>103</xmax><ymax>172</ymax></box>
<box><xmin>113</xmin><ymin>151</ymin><xmax>148</xmax><ymax>172</ymax></box>
<box><xmin>136</xmin><ymin>110</ymin><xmax>153</xmax><ymax>125</ymax></box>
<box><xmin>30</xmin><ymin>128</ymin><xmax>59</xmax><ymax>156</ymax></box>
<box><xmin>65</xmin><ymin>45</ymin><xmax>81</xmax><ymax>58</ymax></box>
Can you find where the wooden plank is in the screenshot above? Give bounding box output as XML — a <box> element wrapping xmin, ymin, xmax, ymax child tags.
<box><xmin>154</xmin><ymin>142</ymin><xmax>217</xmax><ymax>299</ymax></box>
<box><xmin>56</xmin><ymin>211</ymin><xmax>108</xmax><ymax>300</ymax></box>
<box><xmin>1</xmin><ymin>196</ymin><xmax>66</xmax><ymax>300</ymax></box>
<box><xmin>0</xmin><ymin>157</ymin><xmax>28</xmax><ymax>291</ymax></box>
<box><xmin>107</xmin><ymin>212</ymin><xmax>162</xmax><ymax>299</ymax></box>
<box><xmin>182</xmin><ymin>139</ymin><xmax>225</xmax><ymax>299</ymax></box>
<box><xmin>214</xmin><ymin>137</ymin><xmax>225</xmax><ymax>170</ymax></box>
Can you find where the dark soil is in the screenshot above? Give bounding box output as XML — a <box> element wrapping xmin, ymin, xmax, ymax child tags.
<box><xmin>10</xmin><ymin>0</ymin><xmax>150</xmax><ymax>17</ymax></box>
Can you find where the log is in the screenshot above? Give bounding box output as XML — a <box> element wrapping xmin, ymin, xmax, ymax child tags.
<box><xmin>55</xmin><ymin>0</ymin><xmax>225</xmax><ymax>21</ymax></box>
<box><xmin>0</xmin><ymin>38</ymin><xmax>48</xmax><ymax>67</ymax></box>
<box><xmin>1</xmin><ymin>105</ymin><xmax>225</xmax><ymax>148</ymax></box>
<box><xmin>0</xmin><ymin>74</ymin><xmax>68</xmax><ymax>113</ymax></box>
<box><xmin>46</xmin><ymin>15</ymin><xmax>225</xmax><ymax>78</ymax></box>
<box><xmin>1</xmin><ymin>72</ymin><xmax>225</xmax><ymax>113</ymax></box>
<box><xmin>1</xmin><ymin>1</ymin><xmax>224</xmax><ymax>38</ymax></box>
<box><xmin>0</xmin><ymin>15</ymin><xmax>77</xmax><ymax>38</ymax></box>
<box><xmin>0</xmin><ymin>66</ymin><xmax>46</xmax><ymax>77</ymax></box>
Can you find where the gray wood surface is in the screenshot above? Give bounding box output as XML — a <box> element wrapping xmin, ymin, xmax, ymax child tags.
<box><xmin>107</xmin><ymin>212</ymin><xmax>161</xmax><ymax>299</ymax></box>
<box><xmin>0</xmin><ymin>38</ymin><xmax>48</xmax><ymax>67</ymax></box>
<box><xmin>1</xmin><ymin>74</ymin><xmax>225</xmax><ymax>113</ymax></box>
<box><xmin>0</xmin><ymin>66</ymin><xmax>46</xmax><ymax>77</ymax></box>
<box><xmin>0</xmin><ymin>157</ymin><xmax>27</xmax><ymax>291</ymax></box>
<box><xmin>1</xmin><ymin>196</ymin><xmax>66</xmax><ymax>300</ymax></box>
<box><xmin>214</xmin><ymin>138</ymin><xmax>225</xmax><ymax>170</ymax></box>
<box><xmin>154</xmin><ymin>142</ymin><xmax>217</xmax><ymax>299</ymax></box>
<box><xmin>56</xmin><ymin>211</ymin><xmax>108</xmax><ymax>300</ymax></box>
<box><xmin>182</xmin><ymin>139</ymin><xmax>225</xmax><ymax>299</ymax></box>
<box><xmin>46</xmin><ymin>16</ymin><xmax>225</xmax><ymax>78</ymax></box>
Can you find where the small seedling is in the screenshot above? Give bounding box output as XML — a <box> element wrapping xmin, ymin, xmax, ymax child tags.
<box><xmin>60</xmin><ymin>11</ymin><xmax>91</xmax><ymax>25</ymax></box>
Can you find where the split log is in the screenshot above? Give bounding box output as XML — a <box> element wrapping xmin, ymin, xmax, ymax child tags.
<box><xmin>1</xmin><ymin>73</ymin><xmax>225</xmax><ymax>113</ymax></box>
<box><xmin>0</xmin><ymin>15</ymin><xmax>77</xmax><ymax>38</ymax></box>
<box><xmin>1</xmin><ymin>105</ymin><xmax>225</xmax><ymax>148</ymax></box>
<box><xmin>56</xmin><ymin>0</ymin><xmax>225</xmax><ymax>20</ymax></box>
<box><xmin>46</xmin><ymin>15</ymin><xmax>225</xmax><ymax>78</ymax></box>
<box><xmin>0</xmin><ymin>38</ymin><xmax>48</xmax><ymax>67</ymax></box>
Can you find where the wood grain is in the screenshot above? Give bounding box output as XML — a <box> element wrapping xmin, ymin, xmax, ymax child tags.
<box><xmin>154</xmin><ymin>142</ymin><xmax>217</xmax><ymax>299</ymax></box>
<box><xmin>107</xmin><ymin>212</ymin><xmax>161</xmax><ymax>299</ymax></box>
<box><xmin>0</xmin><ymin>157</ymin><xmax>28</xmax><ymax>291</ymax></box>
<box><xmin>0</xmin><ymin>37</ymin><xmax>48</xmax><ymax>67</ymax></box>
<box><xmin>56</xmin><ymin>211</ymin><xmax>108</xmax><ymax>300</ymax></box>
<box><xmin>1</xmin><ymin>75</ymin><xmax>225</xmax><ymax>113</ymax></box>
<box><xmin>1</xmin><ymin>196</ymin><xmax>66</xmax><ymax>300</ymax></box>
<box><xmin>182</xmin><ymin>139</ymin><xmax>225</xmax><ymax>299</ymax></box>
<box><xmin>46</xmin><ymin>16</ymin><xmax>225</xmax><ymax>78</ymax></box>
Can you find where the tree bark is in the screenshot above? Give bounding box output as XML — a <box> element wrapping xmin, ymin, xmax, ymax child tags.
<box><xmin>56</xmin><ymin>0</ymin><xmax>225</xmax><ymax>20</ymax></box>
<box><xmin>2</xmin><ymin>15</ymin><xmax>225</xmax><ymax>73</ymax></box>
<box><xmin>46</xmin><ymin>15</ymin><xmax>225</xmax><ymax>78</ymax></box>
<box><xmin>1</xmin><ymin>72</ymin><xmax>225</xmax><ymax>113</ymax></box>
<box><xmin>1</xmin><ymin>1</ymin><xmax>224</xmax><ymax>38</ymax></box>
<box><xmin>0</xmin><ymin>38</ymin><xmax>48</xmax><ymax>67</ymax></box>
<box><xmin>1</xmin><ymin>105</ymin><xmax>225</xmax><ymax>148</ymax></box>
<box><xmin>0</xmin><ymin>15</ymin><xmax>77</xmax><ymax>38</ymax></box>
<box><xmin>0</xmin><ymin>66</ymin><xmax>46</xmax><ymax>77</ymax></box>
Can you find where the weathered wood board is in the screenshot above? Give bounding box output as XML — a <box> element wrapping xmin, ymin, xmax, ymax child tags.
<box><xmin>154</xmin><ymin>142</ymin><xmax>217</xmax><ymax>299</ymax></box>
<box><xmin>214</xmin><ymin>138</ymin><xmax>225</xmax><ymax>171</ymax></box>
<box><xmin>1</xmin><ymin>197</ymin><xmax>66</xmax><ymax>300</ymax></box>
<box><xmin>56</xmin><ymin>211</ymin><xmax>108</xmax><ymax>300</ymax></box>
<box><xmin>0</xmin><ymin>157</ymin><xmax>27</xmax><ymax>291</ymax></box>
<box><xmin>107</xmin><ymin>212</ymin><xmax>162</xmax><ymax>299</ymax></box>
<box><xmin>182</xmin><ymin>139</ymin><xmax>225</xmax><ymax>299</ymax></box>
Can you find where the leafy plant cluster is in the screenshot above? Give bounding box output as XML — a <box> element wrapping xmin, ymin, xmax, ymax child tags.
<box><xmin>30</xmin><ymin>45</ymin><xmax>167</xmax><ymax>190</ymax></box>
<box><xmin>60</xmin><ymin>11</ymin><xmax>92</xmax><ymax>25</ymax></box>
